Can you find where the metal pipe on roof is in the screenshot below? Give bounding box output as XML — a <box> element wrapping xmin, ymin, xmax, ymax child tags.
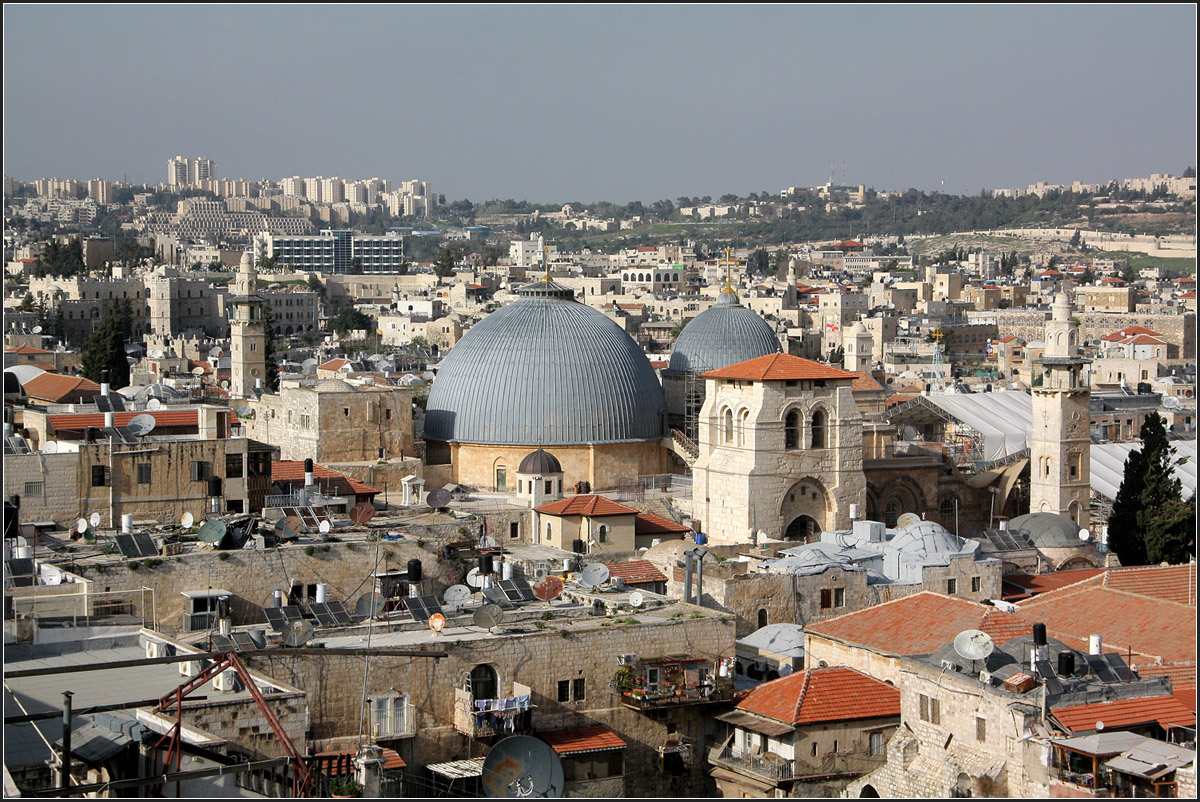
<box><xmin>59</xmin><ymin>691</ymin><xmax>73</xmax><ymax>790</ymax></box>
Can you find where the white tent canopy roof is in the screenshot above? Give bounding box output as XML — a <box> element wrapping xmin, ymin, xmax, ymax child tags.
<box><xmin>1090</xmin><ymin>440</ymin><xmax>1196</xmax><ymax>501</ymax></box>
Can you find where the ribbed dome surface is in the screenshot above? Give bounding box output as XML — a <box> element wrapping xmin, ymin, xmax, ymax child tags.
<box><xmin>424</xmin><ymin>285</ymin><xmax>665</xmax><ymax>445</ymax></box>
<box><xmin>665</xmin><ymin>296</ymin><xmax>780</xmax><ymax>374</ymax></box>
<box><xmin>518</xmin><ymin>448</ymin><xmax>563</xmax><ymax>474</ymax></box>
<box><xmin>1007</xmin><ymin>512</ymin><xmax>1082</xmax><ymax>548</ymax></box>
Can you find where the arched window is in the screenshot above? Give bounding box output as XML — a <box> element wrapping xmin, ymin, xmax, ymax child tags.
<box><xmin>939</xmin><ymin>496</ymin><xmax>956</xmax><ymax>521</ymax></box>
<box><xmin>597</xmin><ymin>525</ymin><xmax>608</xmax><ymax>544</ymax></box>
<box><xmin>495</xmin><ymin>465</ymin><xmax>506</xmax><ymax>492</ymax></box>
<box><xmin>468</xmin><ymin>664</ymin><xmax>498</xmax><ymax>702</ymax></box>
<box><xmin>785</xmin><ymin>410</ymin><xmax>800</xmax><ymax>449</ymax></box>
<box><xmin>811</xmin><ymin>409</ymin><xmax>827</xmax><ymax>448</ymax></box>
<box><xmin>723</xmin><ymin>408</ymin><xmax>734</xmax><ymax>443</ymax></box>
<box><xmin>738</xmin><ymin>409</ymin><xmax>750</xmax><ymax>446</ymax></box>
<box><xmin>884</xmin><ymin>499</ymin><xmax>900</xmax><ymax>528</ymax></box>
<box><xmin>545</xmin><ymin>522</ymin><xmax>551</xmax><ymax>543</ymax></box>
<box><xmin>757</xmin><ymin>609</ymin><xmax>768</xmax><ymax>629</ymax></box>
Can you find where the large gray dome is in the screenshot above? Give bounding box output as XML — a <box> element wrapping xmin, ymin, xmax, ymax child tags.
<box><xmin>424</xmin><ymin>281</ymin><xmax>665</xmax><ymax>445</ymax></box>
<box><xmin>1007</xmin><ymin>512</ymin><xmax>1082</xmax><ymax>548</ymax></box>
<box><xmin>665</xmin><ymin>294</ymin><xmax>780</xmax><ymax>374</ymax></box>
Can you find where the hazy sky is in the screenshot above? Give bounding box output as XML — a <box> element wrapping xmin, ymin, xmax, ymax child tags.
<box><xmin>4</xmin><ymin>4</ymin><xmax>1195</xmax><ymax>203</ymax></box>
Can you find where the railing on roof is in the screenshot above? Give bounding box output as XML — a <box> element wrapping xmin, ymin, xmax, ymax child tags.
<box><xmin>708</xmin><ymin>743</ymin><xmax>798</xmax><ymax>783</ymax></box>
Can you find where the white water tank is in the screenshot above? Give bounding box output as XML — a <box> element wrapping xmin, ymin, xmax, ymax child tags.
<box><xmin>1089</xmin><ymin>634</ymin><xmax>1103</xmax><ymax>656</ymax></box>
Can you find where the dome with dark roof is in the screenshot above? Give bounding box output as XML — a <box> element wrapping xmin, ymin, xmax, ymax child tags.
<box><xmin>1007</xmin><ymin>512</ymin><xmax>1083</xmax><ymax>548</ymax></box>
<box><xmin>664</xmin><ymin>292</ymin><xmax>780</xmax><ymax>375</ymax></box>
<box><xmin>518</xmin><ymin>448</ymin><xmax>562</xmax><ymax>475</ymax></box>
<box><xmin>424</xmin><ymin>280</ymin><xmax>665</xmax><ymax>446</ymax></box>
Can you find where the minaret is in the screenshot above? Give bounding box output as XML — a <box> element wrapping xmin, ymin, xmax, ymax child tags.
<box><xmin>1030</xmin><ymin>292</ymin><xmax>1091</xmax><ymax>528</ymax></box>
<box><xmin>229</xmin><ymin>252</ymin><xmax>266</xmax><ymax>399</ymax></box>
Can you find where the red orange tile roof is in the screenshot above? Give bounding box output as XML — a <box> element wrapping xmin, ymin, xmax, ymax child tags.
<box><xmin>603</xmin><ymin>560</ymin><xmax>667</xmax><ymax>585</ymax></box>
<box><xmin>21</xmin><ymin>373</ymin><xmax>102</xmax><ymax>402</ymax></box>
<box><xmin>271</xmin><ymin>461</ymin><xmax>379</xmax><ymax>497</ymax></box>
<box><xmin>48</xmin><ymin>410</ymin><xmax>211</xmax><ymax>432</ymax></box>
<box><xmin>1101</xmin><ymin>325</ymin><xmax>1162</xmax><ymax>341</ymax></box>
<box><xmin>806</xmin><ymin>592</ymin><xmax>1031</xmax><ymax>656</ymax></box>
<box><xmin>1002</xmin><ymin>569</ymin><xmax>1106</xmax><ymax>598</ymax></box>
<box><xmin>4</xmin><ymin>345</ymin><xmax>53</xmax><ymax>355</ymax></box>
<box><xmin>1051</xmin><ymin>694</ymin><xmax>1196</xmax><ymax>734</ymax></box>
<box><xmin>534</xmin><ymin>495</ymin><xmax>637</xmax><ymax>517</ymax></box>
<box><xmin>701</xmin><ymin>353</ymin><xmax>858</xmax><ymax>382</ymax></box>
<box><xmin>318</xmin><ymin>358</ymin><xmax>349</xmax><ymax>371</ymax></box>
<box><xmin>849</xmin><ymin>371</ymin><xmax>884</xmax><ymax>392</ymax></box>
<box><xmin>1104</xmin><ymin>564</ymin><xmax>1197</xmax><ymax>607</ymax></box>
<box><xmin>539</xmin><ymin>725</ymin><xmax>626</xmax><ymax>755</ymax></box>
<box><xmin>737</xmin><ymin>666</ymin><xmax>899</xmax><ymax>726</ymax></box>
<box><xmin>634</xmin><ymin>512</ymin><xmax>692</xmax><ymax>536</ymax></box>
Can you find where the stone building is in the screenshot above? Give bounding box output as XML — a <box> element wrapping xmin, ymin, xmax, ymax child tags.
<box><xmin>691</xmin><ymin>353</ymin><xmax>867</xmax><ymax>545</ymax></box>
<box><xmin>228</xmin><ymin>252</ymin><xmax>266</xmax><ymax>400</ymax></box>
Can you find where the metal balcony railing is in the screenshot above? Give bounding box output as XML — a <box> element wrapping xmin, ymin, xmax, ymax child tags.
<box><xmin>708</xmin><ymin>744</ymin><xmax>797</xmax><ymax>782</ymax></box>
<box><xmin>371</xmin><ymin>705</ymin><xmax>416</xmax><ymax>739</ymax></box>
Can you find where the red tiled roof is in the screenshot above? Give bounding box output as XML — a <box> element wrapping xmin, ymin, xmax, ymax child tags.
<box><xmin>634</xmin><ymin>512</ymin><xmax>692</xmax><ymax>536</ymax></box>
<box><xmin>1122</xmin><ymin>334</ymin><xmax>1166</xmax><ymax>346</ymax></box>
<box><xmin>1101</xmin><ymin>325</ymin><xmax>1161</xmax><ymax>341</ymax></box>
<box><xmin>48</xmin><ymin>410</ymin><xmax>206</xmax><ymax>432</ymax></box>
<box><xmin>1051</xmin><ymin>695</ymin><xmax>1196</xmax><ymax>734</ymax></box>
<box><xmin>701</xmin><ymin>353</ymin><xmax>858</xmax><ymax>382</ymax></box>
<box><xmin>807</xmin><ymin>592</ymin><xmax>1031</xmax><ymax>656</ymax></box>
<box><xmin>1105</xmin><ymin>565</ymin><xmax>1197</xmax><ymax>607</ymax></box>
<box><xmin>21</xmin><ymin>373</ymin><xmax>102</xmax><ymax>402</ymax></box>
<box><xmin>1135</xmin><ymin>663</ymin><xmax>1197</xmax><ymax>693</ymax></box>
<box><xmin>271</xmin><ymin>461</ymin><xmax>379</xmax><ymax>497</ymax></box>
<box><xmin>849</xmin><ymin>371</ymin><xmax>884</xmax><ymax>392</ymax></box>
<box><xmin>886</xmin><ymin>393</ymin><xmax>919</xmax><ymax>407</ymax></box>
<box><xmin>603</xmin><ymin>560</ymin><xmax>667</xmax><ymax>585</ymax></box>
<box><xmin>1002</xmin><ymin>569</ymin><xmax>1105</xmax><ymax>598</ymax></box>
<box><xmin>4</xmin><ymin>345</ymin><xmax>53</xmax><ymax>355</ymax></box>
<box><xmin>539</xmin><ymin>725</ymin><xmax>626</xmax><ymax>755</ymax></box>
<box><xmin>315</xmin><ymin>748</ymin><xmax>405</xmax><ymax>773</ymax></box>
<box><xmin>649</xmin><ymin>360</ymin><xmax>669</xmax><ymax>369</ymax></box>
<box><xmin>533</xmin><ymin>495</ymin><xmax>637</xmax><ymax>517</ymax></box>
<box><xmin>995</xmin><ymin>334</ymin><xmax>1019</xmax><ymax>343</ymax></box>
<box><xmin>318</xmin><ymin>358</ymin><xmax>349</xmax><ymax>371</ymax></box>
<box><xmin>1181</xmin><ymin>291</ymin><xmax>1197</xmax><ymax>299</ymax></box>
<box><xmin>737</xmin><ymin>666</ymin><xmax>899</xmax><ymax>726</ymax></box>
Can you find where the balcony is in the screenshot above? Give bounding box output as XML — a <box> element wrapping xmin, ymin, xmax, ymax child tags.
<box><xmin>708</xmin><ymin>743</ymin><xmax>798</xmax><ymax>784</ymax></box>
<box><xmin>612</xmin><ymin>656</ymin><xmax>734</xmax><ymax>710</ymax></box>
<box><xmin>371</xmin><ymin>704</ymin><xmax>416</xmax><ymax>740</ymax></box>
<box><xmin>452</xmin><ymin>687</ymin><xmax>533</xmax><ymax>738</ymax></box>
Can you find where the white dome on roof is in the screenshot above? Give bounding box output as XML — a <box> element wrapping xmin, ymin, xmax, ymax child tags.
<box><xmin>888</xmin><ymin>520</ymin><xmax>964</xmax><ymax>558</ymax></box>
<box><xmin>314</xmin><ymin>379</ymin><xmax>356</xmax><ymax>393</ymax></box>
<box><xmin>5</xmin><ymin>365</ymin><xmax>46</xmax><ymax>385</ymax></box>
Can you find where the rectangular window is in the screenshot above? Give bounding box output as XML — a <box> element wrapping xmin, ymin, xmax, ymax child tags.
<box><xmin>385</xmin><ymin>408</ymin><xmax>392</xmax><ymax>420</ymax></box>
<box><xmin>23</xmin><ymin>481</ymin><xmax>44</xmax><ymax>498</ymax></box>
<box><xmin>834</xmin><ymin>587</ymin><xmax>845</xmax><ymax>608</ymax></box>
<box><xmin>820</xmin><ymin>589</ymin><xmax>832</xmax><ymax>609</ymax></box>
<box><xmin>976</xmin><ymin>717</ymin><xmax>986</xmax><ymax>742</ymax></box>
<box><xmin>572</xmin><ymin>678</ymin><xmax>585</xmax><ymax>702</ymax></box>
<box><xmin>931</xmin><ymin>697</ymin><xmax>940</xmax><ymax>725</ymax></box>
<box><xmin>189</xmin><ymin>461</ymin><xmax>211</xmax><ymax>482</ymax></box>
<box><xmin>947</xmin><ymin>578</ymin><xmax>957</xmax><ymax>595</ymax></box>
<box><xmin>91</xmin><ymin>465</ymin><xmax>110</xmax><ymax>487</ymax></box>
<box><xmin>510</xmin><ymin>522</ymin><xmax>519</xmax><ymax>539</ymax></box>
<box><xmin>137</xmin><ymin>463</ymin><xmax>152</xmax><ymax>484</ymax></box>
<box><xmin>225</xmin><ymin>454</ymin><xmax>243</xmax><ymax>479</ymax></box>
<box><xmin>971</xmin><ymin>576</ymin><xmax>981</xmax><ymax>593</ymax></box>
<box><xmin>558</xmin><ymin>680</ymin><xmax>571</xmax><ymax>703</ymax></box>
<box><xmin>869</xmin><ymin>731</ymin><xmax>884</xmax><ymax>756</ymax></box>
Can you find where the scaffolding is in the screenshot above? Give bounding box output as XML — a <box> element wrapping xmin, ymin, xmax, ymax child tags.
<box><xmin>681</xmin><ymin>355</ymin><xmax>714</xmax><ymax>449</ymax></box>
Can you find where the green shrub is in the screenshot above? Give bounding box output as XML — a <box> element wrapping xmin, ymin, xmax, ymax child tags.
<box><xmin>304</xmin><ymin>545</ymin><xmax>316</xmax><ymax>556</ymax></box>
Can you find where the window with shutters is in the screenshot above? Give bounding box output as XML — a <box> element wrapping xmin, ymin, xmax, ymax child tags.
<box><xmin>558</xmin><ymin>680</ymin><xmax>570</xmax><ymax>702</ymax></box>
<box><xmin>820</xmin><ymin>588</ymin><xmax>833</xmax><ymax>609</ymax></box>
<box><xmin>91</xmin><ymin>465</ymin><xmax>110</xmax><ymax>487</ymax></box>
<box><xmin>572</xmin><ymin>678</ymin><xmax>585</xmax><ymax>702</ymax></box>
<box><xmin>137</xmin><ymin>463</ymin><xmax>153</xmax><ymax>484</ymax></box>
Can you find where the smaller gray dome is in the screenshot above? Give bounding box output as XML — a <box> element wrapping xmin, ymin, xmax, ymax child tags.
<box><xmin>1007</xmin><ymin>512</ymin><xmax>1082</xmax><ymax>548</ymax></box>
<box><xmin>665</xmin><ymin>296</ymin><xmax>780</xmax><ymax>375</ymax></box>
<box><xmin>518</xmin><ymin>448</ymin><xmax>562</xmax><ymax>475</ymax></box>
<box><xmin>889</xmin><ymin>520</ymin><xmax>964</xmax><ymax>558</ymax></box>
<box><xmin>314</xmin><ymin>379</ymin><xmax>356</xmax><ymax>393</ymax></box>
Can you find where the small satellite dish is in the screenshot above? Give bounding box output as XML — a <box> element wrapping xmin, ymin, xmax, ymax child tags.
<box><xmin>953</xmin><ymin>629</ymin><xmax>995</xmax><ymax>662</ymax></box>
<box><xmin>198</xmin><ymin>519</ymin><xmax>228</xmax><ymax>544</ymax></box>
<box><xmin>76</xmin><ymin>518</ymin><xmax>89</xmax><ymax>535</ymax></box>
<box><xmin>146</xmin><ymin>398</ymin><xmax>163</xmax><ymax>411</ymax></box>
<box><xmin>533</xmin><ymin>575</ymin><xmax>564</xmax><ymax>602</ymax></box>
<box><xmin>356</xmin><ymin>592</ymin><xmax>386</xmax><ymax>619</ymax></box>
<box><xmin>444</xmin><ymin>584</ymin><xmax>472</xmax><ymax>606</ymax></box>
<box><xmin>629</xmin><ymin>591</ymin><xmax>645</xmax><ymax>608</ymax></box>
<box><xmin>127</xmin><ymin>413</ymin><xmax>158</xmax><ymax>437</ymax></box>
<box><xmin>349</xmin><ymin>503</ymin><xmax>376</xmax><ymax>524</ymax></box>
<box><xmin>896</xmin><ymin>512</ymin><xmax>922</xmax><ymax>528</ymax></box>
<box><xmin>235</xmin><ymin>405</ymin><xmax>252</xmax><ymax>417</ymax></box>
<box><xmin>191</xmin><ymin>366</ymin><xmax>206</xmax><ymax>376</ymax></box>
<box><xmin>533</xmin><ymin>567</ymin><xmax>547</xmax><ymax>580</ymax></box>
<box><xmin>1096</xmin><ymin>721</ymin><xmax>1105</xmax><ymax>731</ymax></box>
<box><xmin>283</xmin><ymin>618</ymin><xmax>315</xmax><ymax>647</ymax></box>
<box><xmin>1162</xmin><ymin>395</ymin><xmax>1181</xmax><ymax>409</ymax></box>
<box><xmin>148</xmin><ymin>348</ymin><xmax>164</xmax><ymax>359</ymax></box>
<box><xmin>473</xmin><ymin>603</ymin><xmax>503</xmax><ymax>630</ymax></box>
<box><xmin>89</xmin><ymin>512</ymin><xmax>102</xmax><ymax>527</ymax></box>
<box><xmin>779</xmin><ymin>663</ymin><xmax>794</xmax><ymax>676</ymax></box>
<box><xmin>42</xmin><ymin>441</ymin><xmax>58</xmax><ymax>454</ymax></box>
<box><xmin>181</xmin><ymin>512</ymin><xmax>195</xmax><ymax>528</ymax></box>
<box><xmin>318</xmin><ymin>520</ymin><xmax>331</xmax><ymax>535</ymax></box>
<box><xmin>209</xmin><ymin>347</ymin><xmax>223</xmax><ymax>358</ymax></box>
<box><xmin>481</xmin><ymin>735</ymin><xmax>565</xmax><ymax>799</ymax></box>
<box><xmin>429</xmin><ymin>612</ymin><xmax>446</xmax><ymax>632</ymax></box>
<box><xmin>579</xmin><ymin>563</ymin><xmax>610</xmax><ymax>588</ymax></box>
<box><xmin>282</xmin><ymin>515</ymin><xmax>304</xmax><ymax>533</ymax></box>
<box><xmin>480</xmin><ymin>535</ymin><xmax>497</xmax><ymax>548</ymax></box>
<box><xmin>466</xmin><ymin>567</ymin><xmax>484</xmax><ymax>589</ymax></box>
<box><xmin>220</xmin><ymin>380</ymin><xmax>230</xmax><ymax>390</ymax></box>
<box><xmin>1078</xmin><ymin>528</ymin><xmax>1091</xmax><ymax>542</ymax></box>
<box><xmin>426</xmin><ymin>488</ymin><xmax>452</xmax><ymax>509</ymax></box>
<box><xmin>31</xmin><ymin>325</ymin><xmax>43</xmax><ymax>334</ymax></box>
<box><xmin>274</xmin><ymin>518</ymin><xmax>298</xmax><ymax>539</ymax></box>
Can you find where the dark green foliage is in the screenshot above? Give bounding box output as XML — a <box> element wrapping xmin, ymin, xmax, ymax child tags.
<box><xmin>263</xmin><ymin>308</ymin><xmax>280</xmax><ymax>392</ymax></box>
<box><xmin>1106</xmin><ymin>445</ymin><xmax>1148</xmax><ymax>566</ymax></box>
<box><xmin>329</xmin><ymin>307</ymin><xmax>372</xmax><ymax>335</ymax></box>
<box><xmin>31</xmin><ymin>238</ymin><xmax>85</xmax><ymax>278</ymax></box>
<box><xmin>81</xmin><ymin>309</ymin><xmax>131</xmax><ymax>389</ymax></box>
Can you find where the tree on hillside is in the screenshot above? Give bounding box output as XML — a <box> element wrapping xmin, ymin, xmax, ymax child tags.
<box><xmin>1107</xmin><ymin>413</ymin><xmax>1196</xmax><ymax>565</ymax></box>
<box><xmin>81</xmin><ymin>310</ymin><xmax>131</xmax><ymax>390</ymax></box>
<box><xmin>1183</xmin><ymin>166</ymin><xmax>1195</xmax><ymax>178</ymax></box>
<box><xmin>329</xmin><ymin>307</ymin><xmax>373</xmax><ymax>335</ymax></box>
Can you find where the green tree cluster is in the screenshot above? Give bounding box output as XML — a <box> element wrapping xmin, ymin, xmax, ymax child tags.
<box><xmin>81</xmin><ymin>308</ymin><xmax>132</xmax><ymax>390</ymax></box>
<box><xmin>329</xmin><ymin>307</ymin><xmax>373</xmax><ymax>335</ymax></box>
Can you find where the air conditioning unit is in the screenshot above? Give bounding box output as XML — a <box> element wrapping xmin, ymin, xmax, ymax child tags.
<box><xmin>146</xmin><ymin>641</ymin><xmax>162</xmax><ymax>659</ymax></box>
<box><xmin>618</xmin><ymin>654</ymin><xmax>637</xmax><ymax>665</ymax></box>
<box><xmin>213</xmin><ymin>669</ymin><xmax>238</xmax><ymax>693</ymax></box>
<box><xmin>940</xmin><ymin>660</ymin><xmax>962</xmax><ymax>672</ymax></box>
<box><xmin>979</xmin><ymin>670</ymin><xmax>995</xmax><ymax>685</ymax></box>
<box><xmin>179</xmin><ymin>660</ymin><xmax>201</xmax><ymax>677</ymax></box>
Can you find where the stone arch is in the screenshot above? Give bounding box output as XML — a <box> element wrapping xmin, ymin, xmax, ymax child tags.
<box><xmin>781</xmin><ymin>477</ymin><xmax>832</xmax><ymax>535</ymax></box>
<box><xmin>872</xmin><ymin>475</ymin><xmax>928</xmax><ymax>524</ymax></box>
<box><xmin>860</xmin><ymin>785</ymin><xmax>880</xmax><ymax>798</ymax></box>
<box><xmin>784</xmin><ymin>515</ymin><xmax>822</xmax><ymax>542</ymax></box>
<box><xmin>492</xmin><ymin>458</ymin><xmax>508</xmax><ymax>492</ymax></box>
<box><xmin>938</xmin><ymin>492</ymin><xmax>960</xmax><ymax>528</ymax></box>
<box><xmin>737</xmin><ymin>408</ymin><xmax>751</xmax><ymax>447</ymax></box>
<box><xmin>1057</xmin><ymin>555</ymin><xmax>1098</xmax><ymax>570</ymax></box>
<box><xmin>809</xmin><ymin>405</ymin><xmax>830</xmax><ymax>448</ymax></box>
<box><xmin>466</xmin><ymin>663</ymin><xmax>498</xmax><ymax>702</ymax></box>
<box><xmin>721</xmin><ymin>406</ymin><xmax>734</xmax><ymax>444</ymax></box>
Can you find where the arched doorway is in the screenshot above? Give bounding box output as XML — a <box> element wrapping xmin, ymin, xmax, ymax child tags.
<box><xmin>784</xmin><ymin>515</ymin><xmax>822</xmax><ymax>542</ymax></box>
<box><xmin>468</xmin><ymin>664</ymin><xmax>498</xmax><ymax>702</ymax></box>
<box><xmin>860</xmin><ymin>785</ymin><xmax>880</xmax><ymax>798</ymax></box>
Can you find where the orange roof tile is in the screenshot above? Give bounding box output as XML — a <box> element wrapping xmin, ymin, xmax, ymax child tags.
<box><xmin>634</xmin><ymin>512</ymin><xmax>692</xmax><ymax>536</ymax></box>
<box><xmin>271</xmin><ymin>461</ymin><xmax>379</xmax><ymax>497</ymax></box>
<box><xmin>316</xmin><ymin>748</ymin><xmax>404</xmax><ymax>773</ymax></box>
<box><xmin>318</xmin><ymin>358</ymin><xmax>349</xmax><ymax>371</ymax></box>
<box><xmin>539</xmin><ymin>725</ymin><xmax>626</xmax><ymax>755</ymax></box>
<box><xmin>21</xmin><ymin>373</ymin><xmax>102</xmax><ymax>402</ymax></box>
<box><xmin>849</xmin><ymin>371</ymin><xmax>884</xmax><ymax>392</ymax></box>
<box><xmin>48</xmin><ymin>410</ymin><xmax>207</xmax><ymax>432</ymax></box>
<box><xmin>1002</xmin><ymin>569</ymin><xmax>1106</xmax><ymax>597</ymax></box>
<box><xmin>603</xmin><ymin>560</ymin><xmax>667</xmax><ymax>585</ymax></box>
<box><xmin>1104</xmin><ymin>565</ymin><xmax>1197</xmax><ymax>607</ymax></box>
<box><xmin>534</xmin><ymin>495</ymin><xmax>637</xmax><ymax>517</ymax></box>
<box><xmin>4</xmin><ymin>345</ymin><xmax>53</xmax><ymax>354</ymax></box>
<box><xmin>1101</xmin><ymin>325</ymin><xmax>1162</xmax><ymax>341</ymax></box>
<box><xmin>737</xmin><ymin>666</ymin><xmax>899</xmax><ymax>726</ymax></box>
<box><xmin>1135</xmin><ymin>663</ymin><xmax>1196</xmax><ymax>692</ymax></box>
<box><xmin>807</xmin><ymin>592</ymin><xmax>1031</xmax><ymax>656</ymax></box>
<box><xmin>1051</xmin><ymin>695</ymin><xmax>1196</xmax><ymax>734</ymax></box>
<box><xmin>701</xmin><ymin>353</ymin><xmax>858</xmax><ymax>382</ymax></box>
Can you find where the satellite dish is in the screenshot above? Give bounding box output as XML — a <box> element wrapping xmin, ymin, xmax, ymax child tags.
<box><xmin>629</xmin><ymin>591</ymin><xmax>644</xmax><ymax>608</ymax></box>
<box><xmin>1162</xmin><ymin>395</ymin><xmax>1181</xmax><ymax>409</ymax></box>
<box><xmin>444</xmin><ymin>584</ymin><xmax>472</xmax><ymax>606</ymax></box>
<box><xmin>480</xmin><ymin>535</ymin><xmax>497</xmax><ymax>548</ymax></box>
<box><xmin>191</xmin><ymin>367</ymin><xmax>206</xmax><ymax>376</ymax></box>
<box><xmin>146</xmin><ymin>398</ymin><xmax>163</xmax><ymax>411</ymax></box>
<box><xmin>1078</xmin><ymin>528</ymin><xmax>1091</xmax><ymax>542</ymax></box>
<box><xmin>579</xmin><ymin>563</ymin><xmax>611</xmax><ymax>588</ymax></box>
<box><xmin>283</xmin><ymin>618</ymin><xmax>315</xmax><ymax>647</ymax></box>
<box><xmin>349</xmin><ymin>503</ymin><xmax>376</xmax><ymax>524</ymax></box>
<box><xmin>953</xmin><ymin>629</ymin><xmax>995</xmax><ymax>662</ymax></box>
<box><xmin>181</xmin><ymin>512</ymin><xmax>195</xmax><ymax>528</ymax></box>
<box><xmin>301</xmin><ymin>358</ymin><xmax>319</xmax><ymax>375</ymax></box>
<box><xmin>76</xmin><ymin>518</ymin><xmax>89</xmax><ymax>535</ymax></box>
<box><xmin>89</xmin><ymin>512</ymin><xmax>102</xmax><ymax>527</ymax></box>
<box><xmin>532</xmin><ymin>575</ymin><xmax>564</xmax><ymax>602</ymax></box>
<box><xmin>356</xmin><ymin>592</ymin><xmax>386</xmax><ymax>619</ymax></box>
<box><xmin>429</xmin><ymin>612</ymin><xmax>446</xmax><ymax>632</ymax></box>
<box><xmin>235</xmin><ymin>405</ymin><xmax>252</xmax><ymax>417</ymax></box>
<box><xmin>42</xmin><ymin>441</ymin><xmax>58</xmax><ymax>454</ymax></box>
<box><xmin>220</xmin><ymin>380</ymin><xmax>230</xmax><ymax>390</ymax></box>
<box><xmin>426</xmin><ymin>488</ymin><xmax>452</xmax><ymax>509</ymax></box>
<box><xmin>209</xmin><ymin>347</ymin><xmax>223</xmax><ymax>358</ymax></box>
<box><xmin>31</xmin><ymin>325</ymin><xmax>43</xmax><ymax>334</ymax></box>
<box><xmin>318</xmin><ymin>520</ymin><xmax>331</xmax><ymax>535</ymax></box>
<box><xmin>127</xmin><ymin>413</ymin><xmax>158</xmax><ymax>437</ymax></box>
<box><xmin>148</xmin><ymin>349</ymin><xmax>164</xmax><ymax>359</ymax></box>
<box><xmin>197</xmin><ymin>520</ymin><xmax>228</xmax><ymax>544</ymax></box>
<box><xmin>473</xmin><ymin>603</ymin><xmax>503</xmax><ymax>630</ymax></box>
<box><xmin>896</xmin><ymin>512</ymin><xmax>922</xmax><ymax>528</ymax></box>
<box><xmin>481</xmin><ymin>735</ymin><xmax>565</xmax><ymax>799</ymax></box>
<box><xmin>274</xmin><ymin>518</ymin><xmax>299</xmax><ymax>539</ymax></box>
<box><xmin>466</xmin><ymin>567</ymin><xmax>484</xmax><ymax>589</ymax></box>
<box><xmin>779</xmin><ymin>664</ymin><xmax>794</xmax><ymax>676</ymax></box>
<box><xmin>1096</xmin><ymin>721</ymin><xmax>1105</xmax><ymax>732</ymax></box>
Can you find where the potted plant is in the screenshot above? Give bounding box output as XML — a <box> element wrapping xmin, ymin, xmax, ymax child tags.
<box><xmin>329</xmin><ymin>775</ymin><xmax>362</xmax><ymax>798</ymax></box>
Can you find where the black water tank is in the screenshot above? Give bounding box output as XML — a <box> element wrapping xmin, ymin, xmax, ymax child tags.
<box><xmin>407</xmin><ymin>558</ymin><xmax>422</xmax><ymax>583</ymax></box>
<box><xmin>1057</xmin><ymin>651</ymin><xmax>1076</xmax><ymax>677</ymax></box>
<box><xmin>304</xmin><ymin>458</ymin><xmax>313</xmax><ymax>473</ymax></box>
<box><xmin>572</xmin><ymin>538</ymin><xmax>585</xmax><ymax>554</ymax></box>
<box><xmin>479</xmin><ymin>553</ymin><xmax>493</xmax><ymax>575</ymax></box>
<box><xmin>1033</xmin><ymin>622</ymin><xmax>1047</xmax><ymax>646</ymax></box>
<box><xmin>207</xmin><ymin>477</ymin><xmax>223</xmax><ymax>497</ymax></box>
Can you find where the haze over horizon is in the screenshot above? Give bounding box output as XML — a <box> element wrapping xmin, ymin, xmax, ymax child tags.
<box><xmin>3</xmin><ymin>4</ymin><xmax>1195</xmax><ymax>204</ymax></box>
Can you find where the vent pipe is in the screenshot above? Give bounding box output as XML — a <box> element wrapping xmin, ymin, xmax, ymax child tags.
<box><xmin>304</xmin><ymin>458</ymin><xmax>314</xmax><ymax>490</ymax></box>
<box><xmin>100</xmin><ymin>370</ymin><xmax>110</xmax><ymax>397</ymax></box>
<box><xmin>60</xmin><ymin>692</ymin><xmax>74</xmax><ymax>789</ymax></box>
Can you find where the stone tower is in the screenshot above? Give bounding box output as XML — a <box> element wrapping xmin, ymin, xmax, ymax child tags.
<box><xmin>1030</xmin><ymin>292</ymin><xmax>1091</xmax><ymax>528</ymax></box>
<box><xmin>229</xmin><ymin>252</ymin><xmax>266</xmax><ymax>399</ymax></box>
<box><xmin>692</xmin><ymin>353</ymin><xmax>867</xmax><ymax>546</ymax></box>
<box><xmin>843</xmin><ymin>319</ymin><xmax>874</xmax><ymax>373</ymax></box>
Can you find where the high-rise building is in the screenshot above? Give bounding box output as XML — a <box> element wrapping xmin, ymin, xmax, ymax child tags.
<box><xmin>168</xmin><ymin>156</ymin><xmax>190</xmax><ymax>188</ymax></box>
<box><xmin>191</xmin><ymin>157</ymin><xmax>216</xmax><ymax>184</ymax></box>
<box><xmin>281</xmin><ymin>176</ymin><xmax>305</xmax><ymax>197</ymax></box>
<box><xmin>87</xmin><ymin>179</ymin><xmax>113</xmax><ymax>205</ymax></box>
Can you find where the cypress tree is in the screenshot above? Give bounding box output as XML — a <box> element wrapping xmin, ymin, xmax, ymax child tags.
<box><xmin>1106</xmin><ymin>444</ymin><xmax>1147</xmax><ymax>566</ymax></box>
<box><xmin>81</xmin><ymin>312</ymin><xmax>131</xmax><ymax>390</ymax></box>
<box><xmin>1136</xmin><ymin>414</ymin><xmax>1196</xmax><ymax>564</ymax></box>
